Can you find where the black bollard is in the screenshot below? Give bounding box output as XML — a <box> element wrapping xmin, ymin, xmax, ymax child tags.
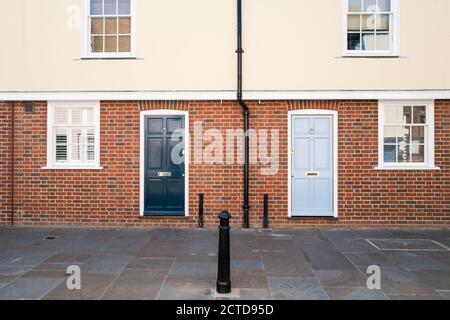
<box><xmin>216</xmin><ymin>210</ymin><xmax>231</xmax><ymax>294</ymax></box>
<box><xmin>198</xmin><ymin>193</ymin><xmax>204</xmax><ymax>228</ymax></box>
<box><xmin>263</xmin><ymin>194</ymin><xmax>269</xmax><ymax>229</ymax></box>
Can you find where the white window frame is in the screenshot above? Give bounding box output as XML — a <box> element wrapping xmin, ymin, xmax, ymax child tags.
<box><xmin>342</xmin><ymin>0</ymin><xmax>400</xmax><ymax>57</ymax></box>
<box><xmin>45</xmin><ymin>101</ymin><xmax>102</xmax><ymax>170</ymax></box>
<box><xmin>377</xmin><ymin>100</ymin><xmax>439</xmax><ymax>170</ymax></box>
<box><xmin>83</xmin><ymin>0</ymin><xmax>136</xmax><ymax>59</ymax></box>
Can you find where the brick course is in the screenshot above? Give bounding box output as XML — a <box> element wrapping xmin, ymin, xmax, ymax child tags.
<box><xmin>5</xmin><ymin>100</ymin><xmax>450</xmax><ymax>228</ymax></box>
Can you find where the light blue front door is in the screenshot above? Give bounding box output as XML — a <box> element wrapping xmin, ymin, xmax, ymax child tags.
<box><xmin>291</xmin><ymin>115</ymin><xmax>334</xmax><ymax>216</ymax></box>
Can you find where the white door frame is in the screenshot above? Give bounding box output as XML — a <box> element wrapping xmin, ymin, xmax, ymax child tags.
<box><xmin>288</xmin><ymin>110</ymin><xmax>338</xmax><ymax>218</ymax></box>
<box><xmin>140</xmin><ymin>109</ymin><xmax>190</xmax><ymax>217</ymax></box>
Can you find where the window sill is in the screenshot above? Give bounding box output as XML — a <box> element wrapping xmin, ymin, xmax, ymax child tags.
<box><xmin>42</xmin><ymin>166</ymin><xmax>103</xmax><ymax>170</ymax></box>
<box><xmin>342</xmin><ymin>54</ymin><xmax>400</xmax><ymax>58</ymax></box>
<box><xmin>375</xmin><ymin>166</ymin><xmax>440</xmax><ymax>171</ymax></box>
<box><xmin>80</xmin><ymin>56</ymin><xmax>137</xmax><ymax>60</ymax></box>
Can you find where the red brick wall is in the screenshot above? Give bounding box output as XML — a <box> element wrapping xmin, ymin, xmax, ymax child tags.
<box><xmin>0</xmin><ymin>103</ymin><xmax>12</xmax><ymax>226</ymax></box>
<box><xmin>10</xmin><ymin>100</ymin><xmax>450</xmax><ymax>228</ymax></box>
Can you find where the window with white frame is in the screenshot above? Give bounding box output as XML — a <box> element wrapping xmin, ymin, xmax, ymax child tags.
<box><xmin>378</xmin><ymin>101</ymin><xmax>436</xmax><ymax>168</ymax></box>
<box><xmin>345</xmin><ymin>0</ymin><xmax>398</xmax><ymax>55</ymax></box>
<box><xmin>86</xmin><ymin>0</ymin><xmax>134</xmax><ymax>57</ymax></box>
<box><xmin>47</xmin><ymin>102</ymin><xmax>100</xmax><ymax>168</ymax></box>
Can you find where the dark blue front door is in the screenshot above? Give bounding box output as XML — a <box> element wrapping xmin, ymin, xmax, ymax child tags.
<box><xmin>144</xmin><ymin>116</ymin><xmax>185</xmax><ymax>216</ymax></box>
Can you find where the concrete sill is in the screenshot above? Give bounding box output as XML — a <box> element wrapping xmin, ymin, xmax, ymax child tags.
<box><xmin>42</xmin><ymin>166</ymin><xmax>103</xmax><ymax>170</ymax></box>
<box><xmin>139</xmin><ymin>215</ymin><xmax>191</xmax><ymax>220</ymax></box>
<box><xmin>374</xmin><ymin>166</ymin><xmax>441</xmax><ymax>171</ymax></box>
<box><xmin>288</xmin><ymin>216</ymin><xmax>338</xmax><ymax>220</ymax></box>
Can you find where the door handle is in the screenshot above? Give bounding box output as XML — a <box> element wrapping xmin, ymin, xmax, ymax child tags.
<box><xmin>158</xmin><ymin>172</ymin><xmax>172</xmax><ymax>177</ymax></box>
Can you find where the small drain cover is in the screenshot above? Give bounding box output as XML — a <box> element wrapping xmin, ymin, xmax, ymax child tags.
<box><xmin>367</xmin><ymin>239</ymin><xmax>448</xmax><ymax>251</ymax></box>
<box><xmin>44</xmin><ymin>236</ymin><xmax>58</xmax><ymax>240</ymax></box>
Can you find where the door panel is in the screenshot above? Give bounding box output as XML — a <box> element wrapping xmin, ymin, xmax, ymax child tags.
<box><xmin>144</xmin><ymin>115</ymin><xmax>185</xmax><ymax>216</ymax></box>
<box><xmin>291</xmin><ymin>115</ymin><xmax>334</xmax><ymax>216</ymax></box>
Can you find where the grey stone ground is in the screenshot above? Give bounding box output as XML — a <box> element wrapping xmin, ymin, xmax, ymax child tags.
<box><xmin>0</xmin><ymin>227</ymin><xmax>449</xmax><ymax>300</ymax></box>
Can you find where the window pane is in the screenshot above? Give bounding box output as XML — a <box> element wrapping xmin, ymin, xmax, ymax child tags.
<box><xmin>71</xmin><ymin>128</ymin><xmax>82</xmax><ymax>161</ymax></box>
<box><xmin>402</xmin><ymin>106</ymin><xmax>412</xmax><ymax>124</ymax></box>
<box><xmin>397</xmin><ymin>126</ymin><xmax>411</xmax><ymax>144</ymax></box>
<box><xmin>362</xmin><ymin>33</ymin><xmax>375</xmax><ymax>50</ymax></box>
<box><xmin>54</xmin><ymin>108</ymin><xmax>69</xmax><ymax>125</ymax></box>
<box><xmin>118</xmin><ymin>36</ymin><xmax>131</xmax><ymax>52</ymax></box>
<box><xmin>118</xmin><ymin>0</ymin><xmax>131</xmax><ymax>15</ymax></box>
<box><xmin>71</xmin><ymin>108</ymin><xmax>82</xmax><ymax>125</ymax></box>
<box><xmin>55</xmin><ymin>128</ymin><xmax>68</xmax><ymax>162</ymax></box>
<box><xmin>349</xmin><ymin>0</ymin><xmax>362</xmax><ymax>12</ymax></box>
<box><xmin>376</xmin><ymin>14</ymin><xmax>390</xmax><ymax>31</ymax></box>
<box><xmin>383</xmin><ymin>126</ymin><xmax>397</xmax><ymax>143</ymax></box>
<box><xmin>83</xmin><ymin>108</ymin><xmax>94</xmax><ymax>125</ymax></box>
<box><xmin>105</xmin><ymin>17</ymin><xmax>118</xmax><ymax>34</ymax></box>
<box><xmin>105</xmin><ymin>36</ymin><xmax>118</xmax><ymax>52</ymax></box>
<box><xmin>362</xmin><ymin>14</ymin><xmax>375</xmax><ymax>31</ymax></box>
<box><xmin>411</xmin><ymin>145</ymin><xmax>425</xmax><ymax>163</ymax></box>
<box><xmin>384</xmin><ymin>106</ymin><xmax>399</xmax><ymax>124</ymax></box>
<box><xmin>104</xmin><ymin>0</ymin><xmax>117</xmax><ymax>15</ymax></box>
<box><xmin>92</xmin><ymin>36</ymin><xmax>104</xmax><ymax>52</ymax></box>
<box><xmin>119</xmin><ymin>17</ymin><xmax>131</xmax><ymax>34</ymax></box>
<box><xmin>347</xmin><ymin>33</ymin><xmax>361</xmax><ymax>50</ymax></box>
<box><xmin>412</xmin><ymin>126</ymin><xmax>425</xmax><ymax>144</ymax></box>
<box><xmin>363</xmin><ymin>0</ymin><xmax>377</xmax><ymax>12</ymax></box>
<box><xmin>397</xmin><ymin>145</ymin><xmax>410</xmax><ymax>163</ymax></box>
<box><xmin>347</xmin><ymin>15</ymin><xmax>361</xmax><ymax>31</ymax></box>
<box><xmin>413</xmin><ymin>106</ymin><xmax>426</xmax><ymax>124</ymax></box>
<box><xmin>90</xmin><ymin>0</ymin><xmax>103</xmax><ymax>15</ymax></box>
<box><xmin>378</xmin><ymin>0</ymin><xmax>391</xmax><ymax>12</ymax></box>
<box><xmin>384</xmin><ymin>145</ymin><xmax>396</xmax><ymax>162</ymax></box>
<box><xmin>375</xmin><ymin>33</ymin><xmax>390</xmax><ymax>50</ymax></box>
<box><xmin>91</xmin><ymin>18</ymin><xmax>103</xmax><ymax>35</ymax></box>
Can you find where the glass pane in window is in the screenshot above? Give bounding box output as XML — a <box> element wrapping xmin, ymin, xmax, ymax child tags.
<box><xmin>397</xmin><ymin>144</ymin><xmax>410</xmax><ymax>163</ymax></box>
<box><xmin>402</xmin><ymin>106</ymin><xmax>412</xmax><ymax>124</ymax></box>
<box><xmin>55</xmin><ymin>128</ymin><xmax>68</xmax><ymax>162</ymax></box>
<box><xmin>411</xmin><ymin>145</ymin><xmax>425</xmax><ymax>163</ymax></box>
<box><xmin>362</xmin><ymin>33</ymin><xmax>375</xmax><ymax>50</ymax></box>
<box><xmin>375</xmin><ymin>33</ymin><xmax>390</xmax><ymax>50</ymax></box>
<box><xmin>413</xmin><ymin>106</ymin><xmax>426</xmax><ymax>124</ymax></box>
<box><xmin>118</xmin><ymin>0</ymin><xmax>131</xmax><ymax>15</ymax></box>
<box><xmin>83</xmin><ymin>108</ymin><xmax>94</xmax><ymax>125</ymax></box>
<box><xmin>105</xmin><ymin>36</ymin><xmax>118</xmax><ymax>52</ymax></box>
<box><xmin>90</xmin><ymin>0</ymin><xmax>103</xmax><ymax>15</ymax></box>
<box><xmin>105</xmin><ymin>17</ymin><xmax>117</xmax><ymax>34</ymax></box>
<box><xmin>104</xmin><ymin>0</ymin><xmax>117</xmax><ymax>15</ymax></box>
<box><xmin>347</xmin><ymin>15</ymin><xmax>361</xmax><ymax>31</ymax></box>
<box><xmin>384</xmin><ymin>145</ymin><xmax>396</xmax><ymax>162</ymax></box>
<box><xmin>384</xmin><ymin>106</ymin><xmax>399</xmax><ymax>124</ymax></box>
<box><xmin>363</xmin><ymin>0</ymin><xmax>377</xmax><ymax>12</ymax></box>
<box><xmin>412</xmin><ymin>126</ymin><xmax>425</xmax><ymax>144</ymax></box>
<box><xmin>54</xmin><ymin>108</ymin><xmax>69</xmax><ymax>125</ymax></box>
<box><xmin>397</xmin><ymin>126</ymin><xmax>411</xmax><ymax>144</ymax></box>
<box><xmin>92</xmin><ymin>36</ymin><xmax>104</xmax><ymax>52</ymax></box>
<box><xmin>118</xmin><ymin>36</ymin><xmax>131</xmax><ymax>52</ymax></box>
<box><xmin>71</xmin><ymin>108</ymin><xmax>82</xmax><ymax>125</ymax></box>
<box><xmin>376</xmin><ymin>14</ymin><xmax>390</xmax><ymax>31</ymax></box>
<box><xmin>347</xmin><ymin>33</ymin><xmax>361</xmax><ymax>50</ymax></box>
<box><xmin>71</xmin><ymin>128</ymin><xmax>82</xmax><ymax>161</ymax></box>
<box><xmin>362</xmin><ymin>14</ymin><xmax>375</xmax><ymax>31</ymax></box>
<box><xmin>91</xmin><ymin>18</ymin><xmax>103</xmax><ymax>34</ymax></box>
<box><xmin>378</xmin><ymin>0</ymin><xmax>391</xmax><ymax>12</ymax></box>
<box><xmin>119</xmin><ymin>17</ymin><xmax>131</xmax><ymax>34</ymax></box>
<box><xmin>383</xmin><ymin>126</ymin><xmax>397</xmax><ymax>143</ymax></box>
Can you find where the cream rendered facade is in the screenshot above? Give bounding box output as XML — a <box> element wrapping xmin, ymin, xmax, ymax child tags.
<box><xmin>1</xmin><ymin>0</ymin><xmax>450</xmax><ymax>95</ymax></box>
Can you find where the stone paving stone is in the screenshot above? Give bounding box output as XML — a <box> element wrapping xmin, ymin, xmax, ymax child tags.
<box><xmin>169</xmin><ymin>262</ymin><xmax>216</xmax><ymax>279</ymax></box>
<box><xmin>0</xmin><ymin>277</ymin><xmax>63</xmax><ymax>300</ymax></box>
<box><xmin>437</xmin><ymin>290</ymin><xmax>450</xmax><ymax>300</ymax></box>
<box><xmin>323</xmin><ymin>287</ymin><xmax>388</xmax><ymax>300</ymax></box>
<box><xmin>292</xmin><ymin>235</ymin><xmax>338</xmax><ymax>254</ymax></box>
<box><xmin>43</xmin><ymin>253</ymin><xmax>92</xmax><ymax>264</ymax></box>
<box><xmin>22</xmin><ymin>270</ymin><xmax>66</xmax><ymax>279</ymax></box>
<box><xmin>85</xmin><ymin>253</ymin><xmax>134</xmax><ymax>274</ymax></box>
<box><xmin>304</xmin><ymin>249</ymin><xmax>357</xmax><ymax>271</ymax></box>
<box><xmin>410</xmin><ymin>270</ymin><xmax>450</xmax><ymax>291</ymax></box>
<box><xmin>231</xmin><ymin>271</ymin><xmax>269</xmax><ymax>289</ymax></box>
<box><xmin>0</xmin><ymin>275</ymin><xmax>16</xmax><ymax>290</ymax></box>
<box><xmin>320</xmin><ymin>230</ymin><xmax>378</xmax><ymax>253</ymax></box>
<box><xmin>101</xmin><ymin>269</ymin><xmax>167</xmax><ymax>300</ymax></box>
<box><xmin>388</xmin><ymin>294</ymin><xmax>444</xmax><ymax>300</ymax></box>
<box><xmin>125</xmin><ymin>258</ymin><xmax>174</xmax><ymax>270</ymax></box>
<box><xmin>268</xmin><ymin>276</ymin><xmax>329</xmax><ymax>300</ymax></box>
<box><xmin>181</xmin><ymin>237</ymin><xmax>217</xmax><ymax>254</ymax></box>
<box><xmin>358</xmin><ymin>266</ymin><xmax>436</xmax><ymax>295</ymax></box>
<box><xmin>343</xmin><ymin>252</ymin><xmax>397</xmax><ymax>267</ymax></box>
<box><xmin>230</xmin><ymin>248</ymin><xmax>260</xmax><ymax>260</ymax></box>
<box><xmin>175</xmin><ymin>253</ymin><xmax>217</xmax><ymax>263</ymax></box>
<box><xmin>43</xmin><ymin>273</ymin><xmax>116</xmax><ymax>300</ymax></box>
<box><xmin>138</xmin><ymin>240</ymin><xmax>184</xmax><ymax>258</ymax></box>
<box><xmin>255</xmin><ymin>239</ymin><xmax>298</xmax><ymax>253</ymax></box>
<box><xmin>315</xmin><ymin>270</ymin><xmax>367</xmax><ymax>288</ymax></box>
<box><xmin>231</xmin><ymin>259</ymin><xmax>264</xmax><ymax>272</ymax></box>
<box><xmin>157</xmin><ymin>278</ymin><xmax>214</xmax><ymax>300</ymax></box>
<box><xmin>0</xmin><ymin>247</ymin><xmax>60</xmax><ymax>266</ymax></box>
<box><xmin>368</xmin><ymin>239</ymin><xmax>448</xmax><ymax>251</ymax></box>
<box><xmin>261</xmin><ymin>251</ymin><xmax>313</xmax><ymax>276</ymax></box>
<box><xmin>33</xmin><ymin>263</ymin><xmax>87</xmax><ymax>273</ymax></box>
<box><xmin>151</xmin><ymin>229</ymin><xmax>192</xmax><ymax>241</ymax></box>
<box><xmin>237</xmin><ymin>289</ymin><xmax>273</xmax><ymax>300</ymax></box>
<box><xmin>384</xmin><ymin>252</ymin><xmax>449</xmax><ymax>271</ymax></box>
<box><xmin>0</xmin><ymin>265</ymin><xmax>34</xmax><ymax>276</ymax></box>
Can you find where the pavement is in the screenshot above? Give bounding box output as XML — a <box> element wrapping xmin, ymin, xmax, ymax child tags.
<box><xmin>0</xmin><ymin>227</ymin><xmax>449</xmax><ymax>300</ymax></box>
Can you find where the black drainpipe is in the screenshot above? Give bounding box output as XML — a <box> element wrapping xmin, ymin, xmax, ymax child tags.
<box><xmin>237</xmin><ymin>0</ymin><xmax>250</xmax><ymax>229</ymax></box>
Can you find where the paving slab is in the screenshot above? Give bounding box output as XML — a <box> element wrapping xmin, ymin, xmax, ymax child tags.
<box><xmin>304</xmin><ymin>250</ymin><xmax>357</xmax><ymax>271</ymax></box>
<box><xmin>158</xmin><ymin>278</ymin><xmax>214</xmax><ymax>300</ymax></box>
<box><xmin>231</xmin><ymin>270</ymin><xmax>269</xmax><ymax>289</ymax></box>
<box><xmin>323</xmin><ymin>287</ymin><xmax>388</xmax><ymax>300</ymax></box>
<box><xmin>410</xmin><ymin>270</ymin><xmax>450</xmax><ymax>291</ymax></box>
<box><xmin>169</xmin><ymin>262</ymin><xmax>216</xmax><ymax>279</ymax></box>
<box><xmin>388</xmin><ymin>294</ymin><xmax>444</xmax><ymax>300</ymax></box>
<box><xmin>384</xmin><ymin>252</ymin><xmax>449</xmax><ymax>271</ymax></box>
<box><xmin>0</xmin><ymin>275</ymin><xmax>16</xmax><ymax>290</ymax></box>
<box><xmin>0</xmin><ymin>277</ymin><xmax>63</xmax><ymax>300</ymax></box>
<box><xmin>85</xmin><ymin>253</ymin><xmax>134</xmax><ymax>274</ymax></box>
<box><xmin>261</xmin><ymin>250</ymin><xmax>313</xmax><ymax>276</ymax></box>
<box><xmin>315</xmin><ymin>270</ymin><xmax>367</xmax><ymax>287</ymax></box>
<box><xmin>268</xmin><ymin>276</ymin><xmax>329</xmax><ymax>300</ymax></box>
<box><xmin>343</xmin><ymin>252</ymin><xmax>397</xmax><ymax>267</ymax></box>
<box><xmin>125</xmin><ymin>258</ymin><xmax>174</xmax><ymax>270</ymax></box>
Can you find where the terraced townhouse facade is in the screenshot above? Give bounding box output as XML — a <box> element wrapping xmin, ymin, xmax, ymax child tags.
<box><xmin>0</xmin><ymin>0</ymin><xmax>449</xmax><ymax>228</ymax></box>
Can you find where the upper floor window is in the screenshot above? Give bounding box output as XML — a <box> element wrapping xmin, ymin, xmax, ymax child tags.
<box><xmin>46</xmin><ymin>102</ymin><xmax>101</xmax><ymax>169</ymax></box>
<box><xmin>85</xmin><ymin>0</ymin><xmax>135</xmax><ymax>58</ymax></box>
<box><xmin>378</xmin><ymin>100</ymin><xmax>437</xmax><ymax>170</ymax></box>
<box><xmin>344</xmin><ymin>0</ymin><xmax>399</xmax><ymax>56</ymax></box>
